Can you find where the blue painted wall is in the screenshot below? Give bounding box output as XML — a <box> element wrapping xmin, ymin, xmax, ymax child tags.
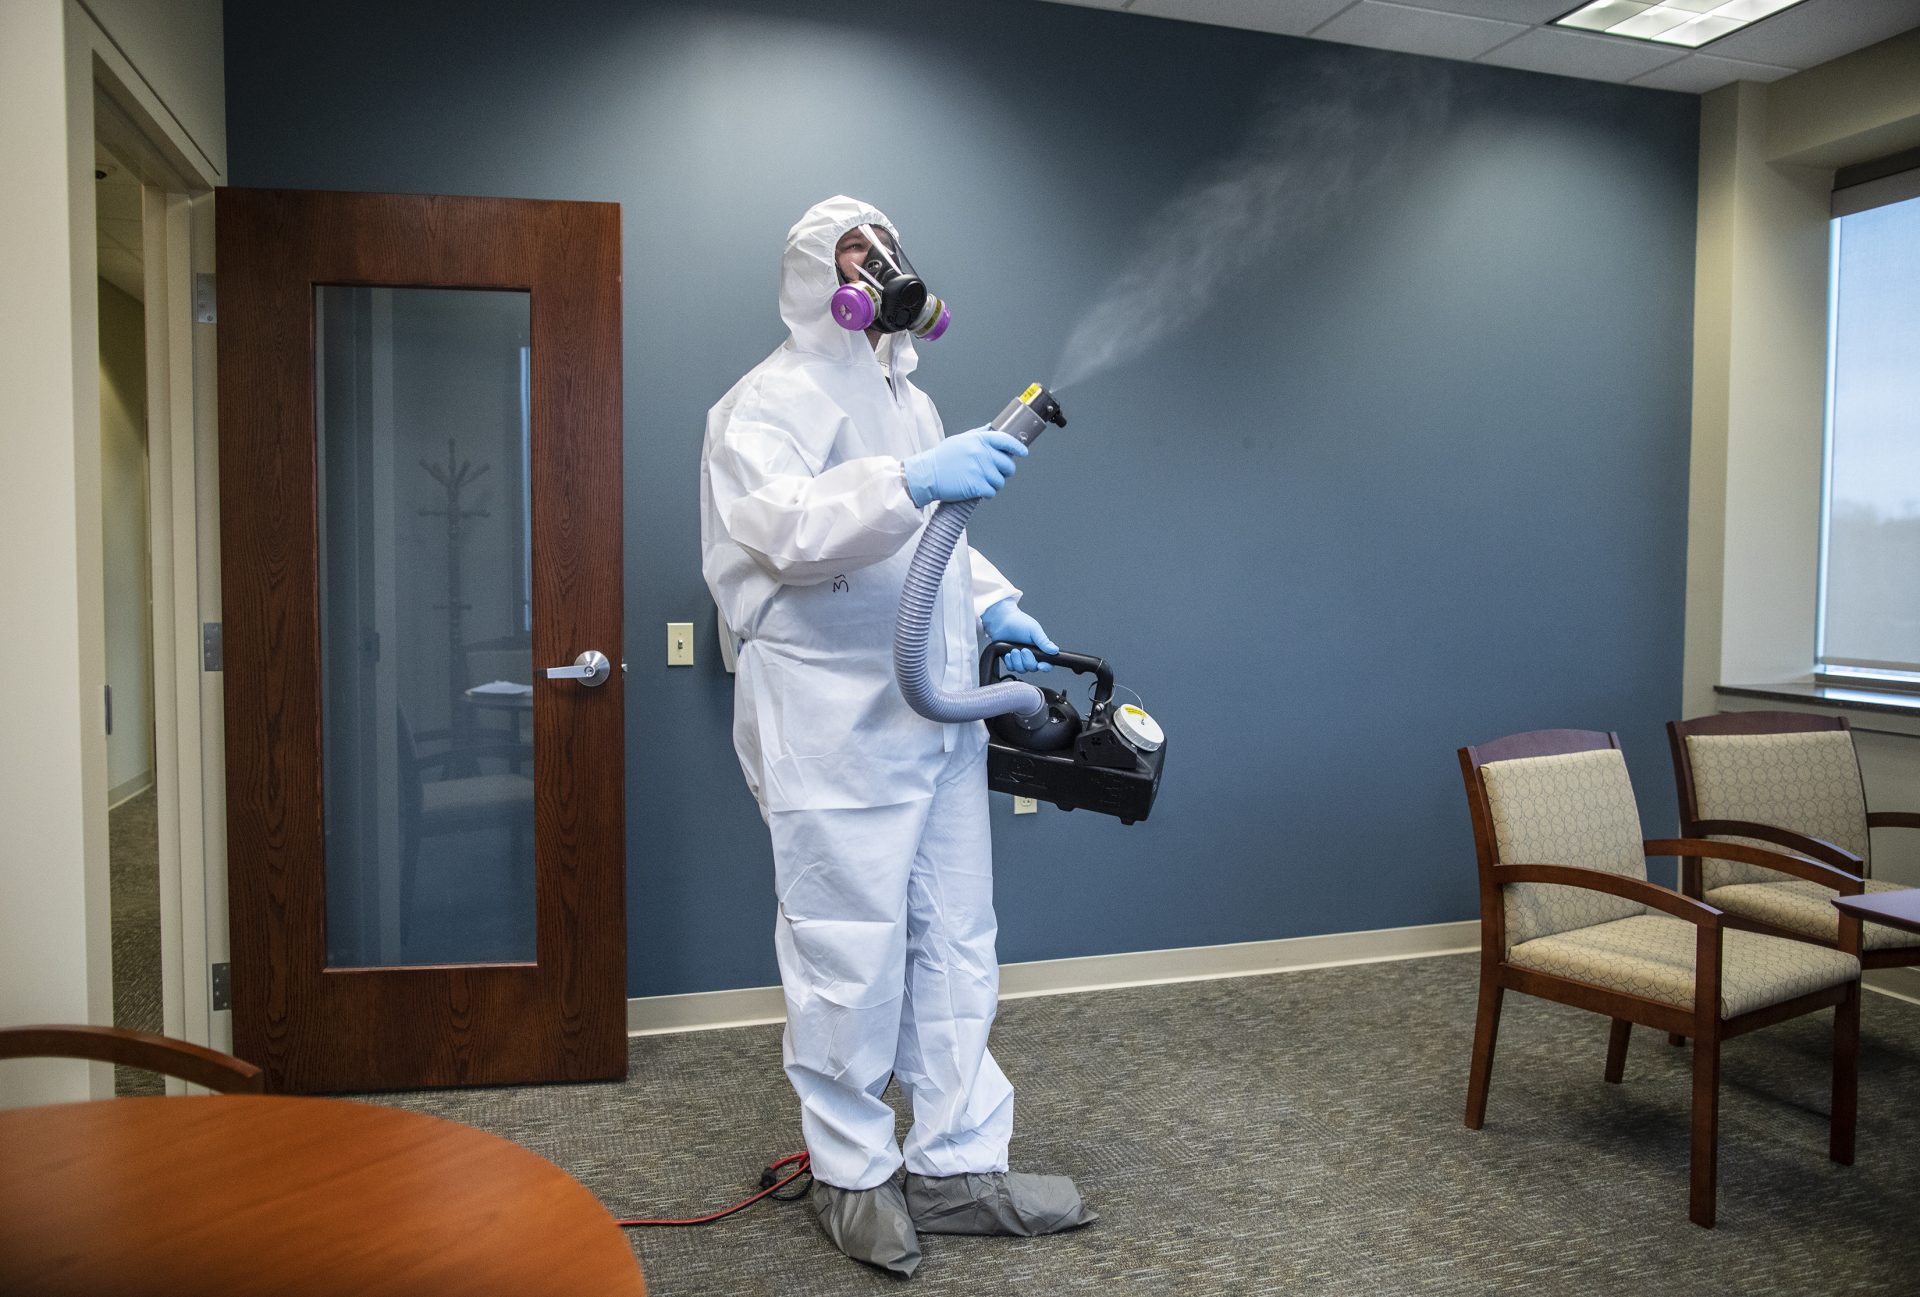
<box><xmin>226</xmin><ymin>0</ymin><xmax>1698</xmax><ymax>996</ymax></box>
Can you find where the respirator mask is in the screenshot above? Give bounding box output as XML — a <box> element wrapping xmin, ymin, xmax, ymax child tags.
<box><xmin>829</xmin><ymin>222</ymin><xmax>951</xmax><ymax>340</ymax></box>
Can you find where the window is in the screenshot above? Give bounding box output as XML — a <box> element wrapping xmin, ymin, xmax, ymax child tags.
<box><xmin>1817</xmin><ymin>170</ymin><xmax>1920</xmax><ymax>688</ymax></box>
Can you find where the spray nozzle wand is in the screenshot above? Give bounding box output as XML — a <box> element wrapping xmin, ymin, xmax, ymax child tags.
<box><xmin>990</xmin><ymin>383</ymin><xmax>1068</xmax><ymax>448</ymax></box>
<box><xmin>894</xmin><ymin>381</ymin><xmax>1067</xmax><ymax>727</ymax></box>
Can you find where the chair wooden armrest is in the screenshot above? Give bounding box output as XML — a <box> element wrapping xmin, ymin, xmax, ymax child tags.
<box><xmin>0</xmin><ymin>1024</ymin><xmax>264</xmax><ymax>1093</ymax></box>
<box><xmin>1645</xmin><ymin>838</ymin><xmax>1866</xmax><ymax>895</ymax></box>
<box><xmin>1491</xmin><ymin>863</ymin><xmax>1724</xmax><ymax>927</ymax></box>
<box><xmin>1685</xmin><ymin>819</ymin><xmax>1864</xmax><ymax>874</ymax></box>
<box><xmin>1868</xmin><ymin>811</ymin><xmax>1920</xmax><ymax>831</ymax></box>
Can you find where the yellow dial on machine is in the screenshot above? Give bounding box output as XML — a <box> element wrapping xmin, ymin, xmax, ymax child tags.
<box><xmin>1113</xmin><ymin>703</ymin><xmax>1164</xmax><ymax>753</ymax></box>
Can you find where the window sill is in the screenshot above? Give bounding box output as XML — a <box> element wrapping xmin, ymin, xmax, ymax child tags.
<box><xmin>1716</xmin><ymin>681</ymin><xmax>1920</xmax><ymax>737</ymax></box>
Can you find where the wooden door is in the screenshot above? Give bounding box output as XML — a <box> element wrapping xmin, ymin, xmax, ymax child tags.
<box><xmin>216</xmin><ymin>189</ymin><xmax>625</xmax><ymax>1091</ymax></box>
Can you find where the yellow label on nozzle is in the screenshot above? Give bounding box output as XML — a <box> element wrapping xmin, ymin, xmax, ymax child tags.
<box><xmin>1019</xmin><ymin>382</ymin><xmax>1042</xmax><ymax>405</ymax></box>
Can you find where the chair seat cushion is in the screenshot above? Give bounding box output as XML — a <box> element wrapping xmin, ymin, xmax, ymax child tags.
<box><xmin>422</xmin><ymin>772</ymin><xmax>534</xmax><ymax>823</ymax></box>
<box><xmin>1508</xmin><ymin>914</ymin><xmax>1860</xmax><ymax>1018</ymax></box>
<box><xmin>1706</xmin><ymin>878</ymin><xmax>1918</xmax><ymax>953</ymax></box>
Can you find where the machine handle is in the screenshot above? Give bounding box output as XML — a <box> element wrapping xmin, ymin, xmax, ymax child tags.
<box><xmin>979</xmin><ymin>641</ymin><xmax>1113</xmax><ymax>703</ymax></box>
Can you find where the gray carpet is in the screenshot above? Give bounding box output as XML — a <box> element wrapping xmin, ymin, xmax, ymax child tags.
<box><xmin>109</xmin><ymin>788</ymin><xmax>164</xmax><ymax>1098</ymax></box>
<box><xmin>369</xmin><ymin>954</ymin><xmax>1920</xmax><ymax>1296</ymax></box>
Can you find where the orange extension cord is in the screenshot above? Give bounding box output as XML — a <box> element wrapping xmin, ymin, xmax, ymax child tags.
<box><xmin>616</xmin><ymin>1152</ymin><xmax>813</xmax><ymax>1227</ymax></box>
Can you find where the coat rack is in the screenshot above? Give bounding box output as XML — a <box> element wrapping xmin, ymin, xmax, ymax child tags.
<box><xmin>419</xmin><ymin>438</ymin><xmax>490</xmax><ymax>736</ymax></box>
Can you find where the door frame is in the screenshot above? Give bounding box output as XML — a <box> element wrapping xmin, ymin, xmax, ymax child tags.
<box><xmin>68</xmin><ymin>4</ymin><xmax>226</xmax><ymax>1094</ymax></box>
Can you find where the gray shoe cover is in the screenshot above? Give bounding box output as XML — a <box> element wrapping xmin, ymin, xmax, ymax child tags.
<box><xmin>811</xmin><ymin>1180</ymin><xmax>923</xmax><ymax>1277</ymax></box>
<box><xmin>904</xmin><ymin>1171</ymin><xmax>1098</xmax><ymax>1237</ymax></box>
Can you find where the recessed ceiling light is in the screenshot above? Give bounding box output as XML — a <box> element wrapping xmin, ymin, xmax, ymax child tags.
<box><xmin>1554</xmin><ymin>0</ymin><xmax>1806</xmax><ymax>48</ymax></box>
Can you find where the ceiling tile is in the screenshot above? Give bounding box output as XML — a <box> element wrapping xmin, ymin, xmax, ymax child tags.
<box><xmin>1383</xmin><ymin>0</ymin><xmax>1576</xmax><ymax>21</ymax></box>
<box><xmin>1032</xmin><ymin>0</ymin><xmax>1918</xmax><ymax>77</ymax></box>
<box><xmin>1127</xmin><ymin>0</ymin><xmax>1360</xmax><ymax>36</ymax></box>
<box><xmin>1701</xmin><ymin>0</ymin><xmax>1920</xmax><ymax>68</ymax></box>
<box><xmin>1313</xmin><ymin>0</ymin><xmax>1531</xmax><ymax>57</ymax></box>
<box><xmin>1627</xmin><ymin>50</ymin><xmax>1799</xmax><ymax>90</ymax></box>
<box><xmin>1477</xmin><ymin>26</ymin><xmax>1692</xmax><ymax>80</ymax></box>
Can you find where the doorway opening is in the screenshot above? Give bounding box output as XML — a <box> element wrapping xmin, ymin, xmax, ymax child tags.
<box><xmin>95</xmin><ymin>141</ymin><xmax>165</xmax><ymax>1096</ymax></box>
<box><xmin>86</xmin><ymin>63</ymin><xmax>224</xmax><ymax>1088</ymax></box>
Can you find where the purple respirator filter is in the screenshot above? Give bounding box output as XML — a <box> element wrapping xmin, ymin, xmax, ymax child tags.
<box><xmin>830</xmin><ymin>283</ymin><xmax>878</xmax><ymax>332</ymax></box>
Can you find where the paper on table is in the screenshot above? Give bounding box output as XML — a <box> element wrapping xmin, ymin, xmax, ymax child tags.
<box><xmin>467</xmin><ymin>680</ymin><xmax>534</xmax><ymax>697</ymax></box>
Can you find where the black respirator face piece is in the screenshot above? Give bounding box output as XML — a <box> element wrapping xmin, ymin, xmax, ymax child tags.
<box><xmin>828</xmin><ymin>223</ymin><xmax>951</xmax><ymax>340</ymax></box>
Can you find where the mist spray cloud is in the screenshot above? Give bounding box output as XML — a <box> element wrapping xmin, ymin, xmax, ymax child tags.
<box><xmin>1052</xmin><ymin>56</ymin><xmax>1453</xmax><ymax>392</ymax></box>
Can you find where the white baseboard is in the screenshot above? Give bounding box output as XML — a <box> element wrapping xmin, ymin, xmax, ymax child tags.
<box><xmin>1866</xmin><ymin>966</ymin><xmax>1920</xmax><ymax>1006</ymax></box>
<box><xmin>108</xmin><ymin>773</ymin><xmax>154</xmax><ymax>809</ymax></box>
<box><xmin>626</xmin><ymin>983</ymin><xmax>788</xmax><ymax>1036</ymax></box>
<box><xmin>626</xmin><ymin>920</ymin><xmax>1478</xmax><ymax>1037</ymax></box>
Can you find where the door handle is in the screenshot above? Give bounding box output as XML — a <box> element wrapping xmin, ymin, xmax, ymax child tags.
<box><xmin>545</xmin><ymin>650</ymin><xmax>611</xmax><ymax>687</ymax></box>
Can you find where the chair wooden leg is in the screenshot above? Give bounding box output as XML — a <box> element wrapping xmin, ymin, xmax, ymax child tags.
<box><xmin>1464</xmin><ymin>976</ymin><xmax>1504</xmax><ymax>1130</ymax></box>
<box><xmin>1667</xmin><ymin>1032</ymin><xmax>1686</xmax><ymax>1047</ymax></box>
<box><xmin>1832</xmin><ymin>980</ymin><xmax>1859</xmax><ymax>1166</ymax></box>
<box><xmin>1605</xmin><ymin>1018</ymin><xmax>1632</xmax><ymax>1084</ymax></box>
<box><xmin>1689</xmin><ymin>1029</ymin><xmax>1721</xmax><ymax>1228</ymax></box>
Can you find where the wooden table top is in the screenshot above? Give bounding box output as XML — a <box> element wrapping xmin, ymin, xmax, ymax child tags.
<box><xmin>0</xmin><ymin>1095</ymin><xmax>646</xmax><ymax>1297</ymax></box>
<box><xmin>1833</xmin><ymin>887</ymin><xmax>1920</xmax><ymax>936</ymax></box>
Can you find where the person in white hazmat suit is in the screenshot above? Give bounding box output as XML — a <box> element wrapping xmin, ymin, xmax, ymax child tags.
<box><xmin>700</xmin><ymin>196</ymin><xmax>1096</xmax><ymax>1276</ymax></box>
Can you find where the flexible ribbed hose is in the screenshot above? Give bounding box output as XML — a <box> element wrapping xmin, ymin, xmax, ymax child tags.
<box><xmin>894</xmin><ymin>498</ymin><xmax>1046</xmax><ymax>723</ymax></box>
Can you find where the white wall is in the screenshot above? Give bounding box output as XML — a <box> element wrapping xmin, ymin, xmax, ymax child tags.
<box><xmin>1685</xmin><ymin>31</ymin><xmax>1920</xmax><ymax>716</ymax></box>
<box><xmin>1684</xmin><ymin>81</ymin><xmax>1831</xmax><ymax>713</ymax></box>
<box><xmin>1</xmin><ymin>0</ymin><xmax>223</xmax><ymax>1107</ymax></box>
<box><xmin>78</xmin><ymin>0</ymin><xmax>225</xmax><ymax>181</ymax></box>
<box><xmin>0</xmin><ymin>0</ymin><xmax>108</xmax><ymax>1107</ymax></box>
<box><xmin>1768</xmin><ymin>30</ymin><xmax>1920</xmax><ymax>168</ymax></box>
<box><xmin>100</xmin><ymin>277</ymin><xmax>155</xmax><ymax>799</ymax></box>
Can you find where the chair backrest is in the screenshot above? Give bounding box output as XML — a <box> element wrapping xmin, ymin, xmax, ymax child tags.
<box><xmin>0</xmin><ymin>1024</ymin><xmax>264</xmax><ymax>1094</ymax></box>
<box><xmin>1459</xmin><ymin>730</ymin><xmax>1647</xmax><ymax>951</ymax></box>
<box><xmin>1668</xmin><ymin>712</ymin><xmax>1869</xmax><ymax>889</ymax></box>
<box><xmin>395</xmin><ymin>707</ymin><xmax>425</xmax><ymax>843</ymax></box>
<box><xmin>461</xmin><ymin>641</ymin><xmax>532</xmax><ymax>688</ymax></box>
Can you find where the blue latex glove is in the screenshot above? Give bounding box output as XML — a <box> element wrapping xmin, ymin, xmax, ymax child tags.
<box><xmin>903</xmin><ymin>428</ymin><xmax>1029</xmax><ymax>508</ymax></box>
<box><xmin>981</xmin><ymin>598</ymin><xmax>1058</xmax><ymax>673</ymax></box>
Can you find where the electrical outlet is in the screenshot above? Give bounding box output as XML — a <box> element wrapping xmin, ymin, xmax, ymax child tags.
<box><xmin>667</xmin><ymin>622</ymin><xmax>694</xmax><ymax>666</ymax></box>
<box><xmin>1013</xmin><ymin>796</ymin><xmax>1038</xmax><ymax>815</ymax></box>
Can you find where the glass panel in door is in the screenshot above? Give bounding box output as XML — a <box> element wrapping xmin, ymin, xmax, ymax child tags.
<box><xmin>314</xmin><ymin>286</ymin><xmax>535</xmax><ymax>967</ymax></box>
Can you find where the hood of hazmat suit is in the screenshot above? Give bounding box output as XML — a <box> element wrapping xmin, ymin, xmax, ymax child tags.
<box><xmin>700</xmin><ymin>195</ymin><xmax>1020</xmax><ymax>815</ymax></box>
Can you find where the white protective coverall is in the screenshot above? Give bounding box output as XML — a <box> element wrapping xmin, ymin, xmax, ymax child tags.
<box><xmin>700</xmin><ymin>196</ymin><xmax>1020</xmax><ymax>1191</ymax></box>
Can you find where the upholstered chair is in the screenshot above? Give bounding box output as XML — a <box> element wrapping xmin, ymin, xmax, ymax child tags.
<box><xmin>1669</xmin><ymin>711</ymin><xmax>1920</xmax><ymax>969</ymax></box>
<box><xmin>1458</xmin><ymin>729</ymin><xmax>1862</xmax><ymax>1228</ymax></box>
<box><xmin>395</xmin><ymin>709</ymin><xmax>534</xmax><ymax>945</ymax></box>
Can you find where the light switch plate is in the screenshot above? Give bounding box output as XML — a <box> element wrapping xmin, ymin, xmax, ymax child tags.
<box><xmin>667</xmin><ymin>622</ymin><xmax>695</xmax><ymax>666</ymax></box>
<box><xmin>1013</xmin><ymin>796</ymin><xmax>1038</xmax><ymax>815</ymax></box>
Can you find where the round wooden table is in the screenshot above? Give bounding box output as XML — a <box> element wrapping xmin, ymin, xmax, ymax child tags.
<box><xmin>0</xmin><ymin>1095</ymin><xmax>646</xmax><ymax>1297</ymax></box>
